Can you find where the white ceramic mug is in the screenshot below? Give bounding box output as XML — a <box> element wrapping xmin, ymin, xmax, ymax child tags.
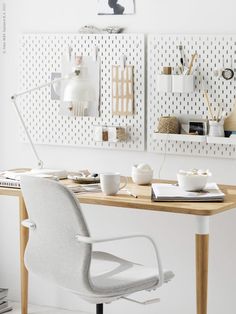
<box><xmin>100</xmin><ymin>173</ymin><xmax>127</xmax><ymax>195</ymax></box>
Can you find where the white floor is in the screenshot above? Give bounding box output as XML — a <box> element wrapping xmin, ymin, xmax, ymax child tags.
<box><xmin>9</xmin><ymin>302</ymin><xmax>88</xmax><ymax>314</ymax></box>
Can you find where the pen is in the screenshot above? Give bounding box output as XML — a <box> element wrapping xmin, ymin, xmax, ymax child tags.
<box><xmin>126</xmin><ymin>190</ymin><xmax>138</xmax><ymax>198</ymax></box>
<box><xmin>178</xmin><ymin>44</ymin><xmax>184</xmax><ymax>72</ymax></box>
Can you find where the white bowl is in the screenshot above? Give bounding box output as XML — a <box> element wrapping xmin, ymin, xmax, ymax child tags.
<box><xmin>177</xmin><ymin>173</ymin><xmax>209</xmax><ymax>192</ymax></box>
<box><xmin>132</xmin><ymin>165</ymin><xmax>153</xmax><ymax>185</ymax></box>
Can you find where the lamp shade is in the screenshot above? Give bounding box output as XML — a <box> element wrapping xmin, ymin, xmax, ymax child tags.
<box><xmin>63</xmin><ymin>75</ymin><xmax>96</xmax><ymax>103</ymax></box>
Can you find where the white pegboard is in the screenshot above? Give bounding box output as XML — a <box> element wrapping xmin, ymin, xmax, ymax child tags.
<box><xmin>147</xmin><ymin>34</ymin><xmax>236</xmax><ymax>158</ymax></box>
<box><xmin>19</xmin><ymin>34</ymin><xmax>145</xmax><ymax>151</ymax></box>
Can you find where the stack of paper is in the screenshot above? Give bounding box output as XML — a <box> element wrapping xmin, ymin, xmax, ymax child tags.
<box><xmin>152</xmin><ymin>183</ymin><xmax>225</xmax><ymax>202</ymax></box>
<box><xmin>0</xmin><ymin>177</ymin><xmax>21</xmax><ymax>189</ymax></box>
<box><xmin>0</xmin><ymin>169</ymin><xmax>27</xmax><ymax>189</ymax></box>
<box><xmin>0</xmin><ymin>169</ymin><xmax>60</xmax><ymax>189</ymax></box>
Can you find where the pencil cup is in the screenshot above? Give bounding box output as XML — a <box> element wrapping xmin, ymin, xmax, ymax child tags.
<box><xmin>172</xmin><ymin>75</ymin><xmax>194</xmax><ymax>93</ymax></box>
<box><xmin>208</xmin><ymin>120</ymin><xmax>224</xmax><ymax>137</ymax></box>
<box><xmin>157</xmin><ymin>75</ymin><xmax>172</xmax><ymax>92</ymax></box>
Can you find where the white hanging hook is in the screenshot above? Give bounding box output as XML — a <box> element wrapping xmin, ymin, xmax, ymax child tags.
<box><xmin>120</xmin><ymin>55</ymin><xmax>126</xmax><ymax>71</ymax></box>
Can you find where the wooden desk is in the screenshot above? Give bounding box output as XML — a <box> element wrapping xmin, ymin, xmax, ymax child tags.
<box><xmin>1</xmin><ymin>180</ymin><xmax>236</xmax><ymax>314</ymax></box>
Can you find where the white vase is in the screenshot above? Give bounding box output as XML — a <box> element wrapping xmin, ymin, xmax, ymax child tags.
<box><xmin>208</xmin><ymin>120</ymin><xmax>224</xmax><ymax>137</ymax></box>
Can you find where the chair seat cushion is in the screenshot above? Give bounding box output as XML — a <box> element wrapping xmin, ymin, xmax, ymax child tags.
<box><xmin>90</xmin><ymin>251</ymin><xmax>174</xmax><ymax>296</ymax></box>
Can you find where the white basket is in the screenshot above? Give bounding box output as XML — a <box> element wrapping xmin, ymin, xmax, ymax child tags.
<box><xmin>157</xmin><ymin>75</ymin><xmax>172</xmax><ymax>92</ymax></box>
<box><xmin>172</xmin><ymin>75</ymin><xmax>194</xmax><ymax>93</ymax></box>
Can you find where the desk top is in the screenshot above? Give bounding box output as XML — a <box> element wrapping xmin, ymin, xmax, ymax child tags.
<box><xmin>1</xmin><ymin>179</ymin><xmax>236</xmax><ymax>216</ymax></box>
<box><xmin>74</xmin><ymin>180</ymin><xmax>236</xmax><ymax>216</ymax></box>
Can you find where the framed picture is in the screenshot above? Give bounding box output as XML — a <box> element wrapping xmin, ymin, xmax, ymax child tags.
<box><xmin>188</xmin><ymin>120</ymin><xmax>207</xmax><ymax>135</ymax></box>
<box><xmin>97</xmin><ymin>0</ymin><xmax>135</xmax><ymax>15</ymax></box>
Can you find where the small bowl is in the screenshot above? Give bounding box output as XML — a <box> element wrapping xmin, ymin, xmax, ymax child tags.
<box><xmin>132</xmin><ymin>165</ymin><xmax>153</xmax><ymax>185</ymax></box>
<box><xmin>177</xmin><ymin>173</ymin><xmax>209</xmax><ymax>192</ymax></box>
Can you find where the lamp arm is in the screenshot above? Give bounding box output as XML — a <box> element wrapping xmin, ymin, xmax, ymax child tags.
<box><xmin>11</xmin><ymin>75</ymin><xmax>70</xmax><ymax>169</ymax></box>
<box><xmin>11</xmin><ymin>75</ymin><xmax>70</xmax><ymax>99</ymax></box>
<box><xmin>11</xmin><ymin>97</ymin><xmax>44</xmax><ymax>169</ymax></box>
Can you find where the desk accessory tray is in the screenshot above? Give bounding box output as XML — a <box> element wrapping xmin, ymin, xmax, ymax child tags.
<box><xmin>67</xmin><ymin>171</ymin><xmax>100</xmax><ymax>184</ymax></box>
<box><xmin>68</xmin><ymin>176</ymin><xmax>100</xmax><ymax>184</ymax></box>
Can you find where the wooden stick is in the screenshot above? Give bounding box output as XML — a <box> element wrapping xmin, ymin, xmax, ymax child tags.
<box><xmin>203</xmin><ymin>90</ymin><xmax>214</xmax><ymax>120</ymax></box>
<box><xmin>216</xmin><ymin>103</ymin><xmax>221</xmax><ymax>121</ymax></box>
<box><xmin>188</xmin><ymin>52</ymin><xmax>198</xmax><ymax>75</ymax></box>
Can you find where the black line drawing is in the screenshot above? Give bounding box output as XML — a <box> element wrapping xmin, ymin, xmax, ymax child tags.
<box><xmin>108</xmin><ymin>0</ymin><xmax>125</xmax><ymax>15</ymax></box>
<box><xmin>97</xmin><ymin>0</ymin><xmax>134</xmax><ymax>15</ymax></box>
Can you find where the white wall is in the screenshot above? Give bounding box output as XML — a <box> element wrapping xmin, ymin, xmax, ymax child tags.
<box><xmin>1</xmin><ymin>1</ymin><xmax>236</xmax><ymax>313</ymax></box>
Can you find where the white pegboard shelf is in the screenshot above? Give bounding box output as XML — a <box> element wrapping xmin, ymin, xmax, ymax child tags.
<box><xmin>147</xmin><ymin>34</ymin><xmax>236</xmax><ymax>159</ymax></box>
<box><xmin>153</xmin><ymin>133</ymin><xmax>206</xmax><ymax>143</ymax></box>
<box><xmin>206</xmin><ymin>136</ymin><xmax>236</xmax><ymax>145</ymax></box>
<box><xmin>153</xmin><ymin>133</ymin><xmax>236</xmax><ymax>146</ymax></box>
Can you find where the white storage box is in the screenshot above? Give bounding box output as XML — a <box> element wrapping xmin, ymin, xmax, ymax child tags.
<box><xmin>157</xmin><ymin>75</ymin><xmax>172</xmax><ymax>92</ymax></box>
<box><xmin>172</xmin><ymin>75</ymin><xmax>194</xmax><ymax>93</ymax></box>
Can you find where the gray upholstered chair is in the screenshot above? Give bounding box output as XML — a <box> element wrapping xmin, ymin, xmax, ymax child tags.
<box><xmin>21</xmin><ymin>176</ymin><xmax>174</xmax><ymax>314</ymax></box>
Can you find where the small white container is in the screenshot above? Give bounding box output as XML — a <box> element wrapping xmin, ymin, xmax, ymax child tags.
<box><xmin>208</xmin><ymin>120</ymin><xmax>224</xmax><ymax>137</ymax></box>
<box><xmin>172</xmin><ymin>75</ymin><xmax>194</xmax><ymax>93</ymax></box>
<box><xmin>132</xmin><ymin>164</ymin><xmax>153</xmax><ymax>185</ymax></box>
<box><xmin>177</xmin><ymin>171</ymin><xmax>211</xmax><ymax>192</ymax></box>
<box><xmin>157</xmin><ymin>75</ymin><xmax>172</xmax><ymax>92</ymax></box>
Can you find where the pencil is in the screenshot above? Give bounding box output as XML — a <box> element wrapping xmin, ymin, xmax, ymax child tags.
<box><xmin>126</xmin><ymin>190</ymin><xmax>138</xmax><ymax>198</ymax></box>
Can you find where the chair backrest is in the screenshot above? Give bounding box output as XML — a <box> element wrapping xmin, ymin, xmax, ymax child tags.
<box><xmin>21</xmin><ymin>176</ymin><xmax>92</xmax><ymax>294</ymax></box>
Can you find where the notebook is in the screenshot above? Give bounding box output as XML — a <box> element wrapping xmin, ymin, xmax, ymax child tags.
<box><xmin>151</xmin><ymin>183</ymin><xmax>225</xmax><ymax>202</ymax></box>
<box><xmin>0</xmin><ymin>177</ymin><xmax>21</xmax><ymax>189</ymax></box>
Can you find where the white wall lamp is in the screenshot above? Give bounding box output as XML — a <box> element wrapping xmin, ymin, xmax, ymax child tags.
<box><xmin>11</xmin><ymin>61</ymin><xmax>96</xmax><ymax>177</ymax></box>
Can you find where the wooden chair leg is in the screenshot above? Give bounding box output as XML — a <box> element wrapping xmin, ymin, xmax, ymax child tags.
<box><xmin>96</xmin><ymin>304</ymin><xmax>103</xmax><ymax>314</ymax></box>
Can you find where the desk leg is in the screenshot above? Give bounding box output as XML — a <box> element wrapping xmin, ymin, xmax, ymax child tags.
<box><xmin>195</xmin><ymin>216</ymin><xmax>210</xmax><ymax>314</ymax></box>
<box><xmin>19</xmin><ymin>196</ymin><xmax>29</xmax><ymax>314</ymax></box>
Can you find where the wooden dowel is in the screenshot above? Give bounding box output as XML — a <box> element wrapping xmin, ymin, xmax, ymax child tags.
<box><xmin>216</xmin><ymin>104</ymin><xmax>221</xmax><ymax>121</ymax></box>
<box><xmin>188</xmin><ymin>52</ymin><xmax>198</xmax><ymax>75</ymax></box>
<box><xmin>203</xmin><ymin>91</ymin><xmax>214</xmax><ymax>120</ymax></box>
